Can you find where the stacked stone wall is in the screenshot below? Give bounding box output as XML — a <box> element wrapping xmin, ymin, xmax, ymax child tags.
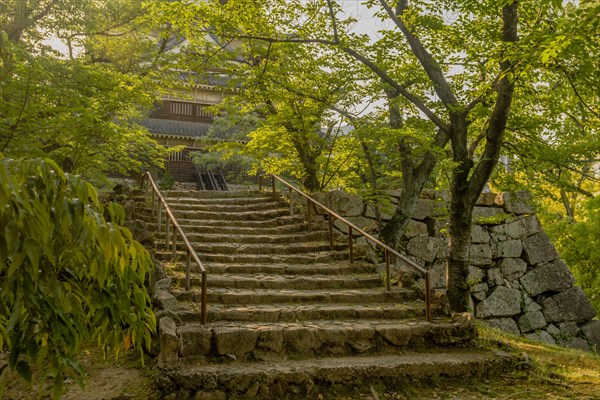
<box><xmin>309</xmin><ymin>189</ymin><xmax>599</xmax><ymax>351</ymax></box>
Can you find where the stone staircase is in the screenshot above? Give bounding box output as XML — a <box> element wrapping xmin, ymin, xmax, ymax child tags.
<box><xmin>136</xmin><ymin>189</ymin><xmax>512</xmax><ymax>399</ymax></box>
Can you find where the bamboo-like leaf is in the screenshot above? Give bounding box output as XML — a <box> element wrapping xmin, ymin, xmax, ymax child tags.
<box><xmin>15</xmin><ymin>360</ymin><xmax>32</xmax><ymax>384</ymax></box>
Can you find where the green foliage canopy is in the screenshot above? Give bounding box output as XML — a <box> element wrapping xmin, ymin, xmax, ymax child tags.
<box><xmin>0</xmin><ymin>157</ymin><xmax>155</xmax><ymax>397</ymax></box>
<box><xmin>0</xmin><ymin>0</ymin><xmax>170</xmax><ymax>182</ymax></box>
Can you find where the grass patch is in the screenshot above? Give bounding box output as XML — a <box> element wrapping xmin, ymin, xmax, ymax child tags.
<box><xmin>360</xmin><ymin>323</ymin><xmax>600</xmax><ymax>400</ymax></box>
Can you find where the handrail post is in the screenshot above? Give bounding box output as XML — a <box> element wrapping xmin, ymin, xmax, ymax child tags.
<box><xmin>328</xmin><ymin>214</ymin><xmax>333</xmax><ymax>249</ymax></box>
<box><xmin>425</xmin><ymin>271</ymin><xmax>432</xmax><ymax>322</ymax></box>
<box><xmin>385</xmin><ymin>250</ymin><xmax>391</xmax><ymax>291</ymax></box>
<box><xmin>259</xmin><ymin>175</ymin><xmax>263</xmax><ymax>191</ymax></box>
<box><xmin>271</xmin><ymin>175</ymin><xmax>276</xmax><ymax>200</ymax></box>
<box><xmin>157</xmin><ymin>202</ymin><xmax>162</xmax><ymax>234</ymax></box>
<box><xmin>307</xmin><ymin>198</ymin><xmax>312</xmax><ymax>232</ymax></box>
<box><xmin>185</xmin><ymin>250</ymin><xmax>191</xmax><ymax>291</ymax></box>
<box><xmin>200</xmin><ymin>270</ymin><xmax>207</xmax><ymax>324</ymax></box>
<box><xmin>289</xmin><ymin>187</ymin><xmax>293</xmax><ymax>216</ymax></box>
<box><xmin>144</xmin><ymin>177</ymin><xmax>149</xmax><ymax>202</ymax></box>
<box><xmin>348</xmin><ymin>226</ymin><xmax>353</xmax><ymax>264</ymax></box>
<box><xmin>151</xmin><ymin>190</ymin><xmax>155</xmax><ymax>216</ymax></box>
<box><xmin>171</xmin><ymin>229</ymin><xmax>177</xmax><ymax>262</ymax></box>
<box><xmin>165</xmin><ymin>218</ymin><xmax>170</xmax><ymax>246</ymax></box>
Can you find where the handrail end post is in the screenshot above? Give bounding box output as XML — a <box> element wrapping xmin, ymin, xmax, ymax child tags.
<box><xmin>385</xmin><ymin>250</ymin><xmax>391</xmax><ymax>291</ymax></box>
<box><xmin>425</xmin><ymin>271</ymin><xmax>432</xmax><ymax>322</ymax></box>
<box><xmin>201</xmin><ymin>271</ymin><xmax>208</xmax><ymax>324</ymax></box>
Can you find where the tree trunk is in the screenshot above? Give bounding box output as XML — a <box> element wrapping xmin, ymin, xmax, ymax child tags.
<box><xmin>446</xmin><ymin>113</ymin><xmax>474</xmax><ymax>312</ymax></box>
<box><xmin>447</xmin><ymin>176</ymin><xmax>474</xmax><ymax>312</ymax></box>
<box><xmin>292</xmin><ymin>135</ymin><xmax>321</xmax><ymax>192</ymax></box>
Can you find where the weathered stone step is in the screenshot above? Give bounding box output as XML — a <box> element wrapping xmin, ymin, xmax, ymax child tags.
<box><xmin>173</xmin><ymin>319</ymin><xmax>475</xmax><ymax>361</ymax></box>
<box><xmin>164</xmin><ymin>196</ymin><xmax>278</xmax><ymax>207</ymax></box>
<box><xmin>170</xmin><ymin>208</ymin><xmax>291</xmax><ymax>221</ymax></box>
<box><xmin>157</xmin><ymin>230</ymin><xmax>337</xmax><ymax>246</ymax></box>
<box><xmin>163</xmin><ymin>190</ymin><xmax>268</xmax><ymax>199</ymax></box>
<box><xmin>158</xmin><ymin>349</ymin><xmax>511</xmax><ymax>399</ymax></box>
<box><xmin>173</xmin><ymin>287</ymin><xmax>415</xmax><ymax>305</ymax></box>
<box><xmin>156</xmin><ymin>250</ymin><xmax>351</xmax><ymax>265</ymax></box>
<box><xmin>151</xmin><ymin>220</ymin><xmax>310</xmax><ymax>237</ymax></box>
<box><xmin>204</xmin><ymin>261</ymin><xmax>377</xmax><ymax>275</ymax></box>
<box><xmin>169</xmin><ymin>272</ymin><xmax>383</xmax><ymax>290</ymax></box>
<box><xmin>147</xmin><ymin>217</ymin><xmax>308</xmax><ymax>231</ymax></box>
<box><xmin>186</xmin><ymin>241</ymin><xmax>348</xmax><ymax>256</ymax></box>
<box><xmin>165</xmin><ymin>201</ymin><xmax>288</xmax><ymax>213</ymax></box>
<box><xmin>171</xmin><ymin>301</ymin><xmax>437</xmax><ymax>323</ymax></box>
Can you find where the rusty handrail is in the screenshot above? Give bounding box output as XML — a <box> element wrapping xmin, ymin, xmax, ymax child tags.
<box><xmin>141</xmin><ymin>172</ymin><xmax>208</xmax><ymax>324</ymax></box>
<box><xmin>259</xmin><ymin>174</ymin><xmax>432</xmax><ymax>322</ymax></box>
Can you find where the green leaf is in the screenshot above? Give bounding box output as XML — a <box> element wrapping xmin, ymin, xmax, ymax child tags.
<box><xmin>15</xmin><ymin>360</ymin><xmax>32</xmax><ymax>384</ymax></box>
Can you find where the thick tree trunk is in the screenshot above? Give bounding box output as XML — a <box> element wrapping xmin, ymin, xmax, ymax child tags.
<box><xmin>445</xmin><ymin>2</ymin><xmax>518</xmax><ymax>312</ymax></box>
<box><xmin>446</xmin><ymin>114</ymin><xmax>474</xmax><ymax>312</ymax></box>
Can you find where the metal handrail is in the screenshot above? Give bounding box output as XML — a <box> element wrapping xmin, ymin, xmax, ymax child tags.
<box><xmin>259</xmin><ymin>174</ymin><xmax>432</xmax><ymax>322</ymax></box>
<box><xmin>141</xmin><ymin>172</ymin><xmax>208</xmax><ymax>324</ymax></box>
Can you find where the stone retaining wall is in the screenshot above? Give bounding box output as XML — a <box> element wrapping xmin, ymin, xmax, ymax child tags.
<box><xmin>308</xmin><ymin>189</ymin><xmax>600</xmax><ymax>351</ymax></box>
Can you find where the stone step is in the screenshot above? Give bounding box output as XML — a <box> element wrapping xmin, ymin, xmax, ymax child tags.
<box><xmin>179</xmin><ymin>241</ymin><xmax>348</xmax><ymax>256</ymax></box>
<box><xmin>203</xmin><ymin>261</ymin><xmax>378</xmax><ymax>275</ymax></box>
<box><xmin>163</xmin><ymin>190</ymin><xmax>269</xmax><ymax>199</ymax></box>
<box><xmin>168</xmin><ymin>301</ymin><xmax>437</xmax><ymax>323</ymax></box>
<box><xmin>159</xmin><ymin>229</ymin><xmax>331</xmax><ymax>243</ymax></box>
<box><xmin>164</xmin><ymin>196</ymin><xmax>279</xmax><ymax>207</ymax></box>
<box><xmin>146</xmin><ymin>217</ymin><xmax>308</xmax><ymax>231</ymax></box>
<box><xmin>169</xmin><ymin>272</ymin><xmax>383</xmax><ymax>290</ymax></box>
<box><xmin>165</xmin><ymin>200</ymin><xmax>289</xmax><ymax>213</ymax></box>
<box><xmin>170</xmin><ymin>208</ymin><xmax>292</xmax><ymax>222</ymax></box>
<box><xmin>172</xmin><ymin>319</ymin><xmax>475</xmax><ymax>361</ymax></box>
<box><xmin>158</xmin><ymin>349</ymin><xmax>512</xmax><ymax>399</ymax></box>
<box><xmin>172</xmin><ymin>287</ymin><xmax>415</xmax><ymax>305</ymax></box>
<box><xmin>137</xmin><ymin>205</ymin><xmax>296</xmax><ymax>222</ymax></box>
<box><xmin>146</xmin><ymin>220</ymin><xmax>312</xmax><ymax>238</ymax></box>
<box><xmin>155</xmin><ymin>250</ymin><xmax>351</xmax><ymax>265</ymax></box>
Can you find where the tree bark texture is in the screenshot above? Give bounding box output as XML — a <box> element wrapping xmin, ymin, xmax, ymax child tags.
<box><xmin>446</xmin><ymin>2</ymin><xmax>519</xmax><ymax>311</ymax></box>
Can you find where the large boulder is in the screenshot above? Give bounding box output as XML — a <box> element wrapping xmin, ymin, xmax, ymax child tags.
<box><xmin>476</xmin><ymin>286</ymin><xmax>522</xmax><ymax>319</ymax></box>
<box><xmin>522</xmin><ymin>232</ymin><xmax>559</xmax><ymax>265</ymax></box>
<box><xmin>499</xmin><ymin>258</ymin><xmax>528</xmax><ymax>282</ymax></box>
<box><xmin>580</xmin><ymin>320</ymin><xmax>600</xmax><ymax>350</ymax></box>
<box><xmin>404</xmin><ymin>220</ymin><xmax>428</xmax><ymax>238</ymax></box>
<box><xmin>158</xmin><ymin>317</ymin><xmax>180</xmax><ymax>368</ymax></box>
<box><xmin>313</xmin><ymin>190</ymin><xmax>364</xmax><ymax>217</ymax></box>
<box><xmin>524</xmin><ymin>331</ymin><xmax>556</xmax><ymax>346</ymax></box>
<box><xmin>482</xmin><ymin>318</ymin><xmax>520</xmax><ymax>335</ymax></box>
<box><xmin>517</xmin><ymin>311</ymin><xmax>547</xmax><ymax>333</ymax></box>
<box><xmin>413</xmin><ymin>199</ymin><xmax>447</xmax><ymax>220</ymax></box>
<box><xmin>492</xmin><ymin>239</ymin><xmax>523</xmax><ymax>259</ymax></box>
<box><xmin>519</xmin><ymin>259</ymin><xmax>575</xmax><ymax>297</ymax></box>
<box><xmin>490</xmin><ymin>215</ymin><xmax>541</xmax><ymax>239</ymax></box>
<box><xmin>542</xmin><ymin>286</ymin><xmax>596</xmax><ymax>323</ymax></box>
<box><xmin>470</xmin><ymin>225</ymin><xmax>491</xmax><ymax>243</ymax></box>
<box><xmin>472</xmin><ymin>206</ymin><xmax>507</xmax><ymax>224</ymax></box>
<box><xmin>406</xmin><ymin>236</ymin><xmax>439</xmax><ymax>263</ymax></box>
<box><xmin>333</xmin><ymin>216</ymin><xmax>378</xmax><ymax>235</ymax></box>
<box><xmin>496</xmin><ymin>191</ymin><xmax>536</xmax><ymax>215</ymax></box>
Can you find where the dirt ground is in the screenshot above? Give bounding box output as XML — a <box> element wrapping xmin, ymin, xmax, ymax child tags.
<box><xmin>0</xmin><ymin>348</ymin><xmax>156</xmax><ymax>400</ymax></box>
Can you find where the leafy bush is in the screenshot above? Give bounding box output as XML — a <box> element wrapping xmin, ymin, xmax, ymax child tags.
<box><xmin>0</xmin><ymin>157</ymin><xmax>155</xmax><ymax>397</ymax></box>
<box><xmin>546</xmin><ymin>196</ymin><xmax>600</xmax><ymax>315</ymax></box>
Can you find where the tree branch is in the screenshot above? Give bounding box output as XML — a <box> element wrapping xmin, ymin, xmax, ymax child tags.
<box><xmin>557</xmin><ymin>63</ymin><xmax>600</xmax><ymax>120</ymax></box>
<box><xmin>468</xmin><ymin>1</ymin><xmax>519</xmax><ymax>203</ymax></box>
<box><xmin>377</xmin><ymin>0</ymin><xmax>459</xmax><ymax>110</ymax></box>
<box><xmin>225</xmin><ymin>33</ymin><xmax>449</xmax><ymax>133</ymax></box>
